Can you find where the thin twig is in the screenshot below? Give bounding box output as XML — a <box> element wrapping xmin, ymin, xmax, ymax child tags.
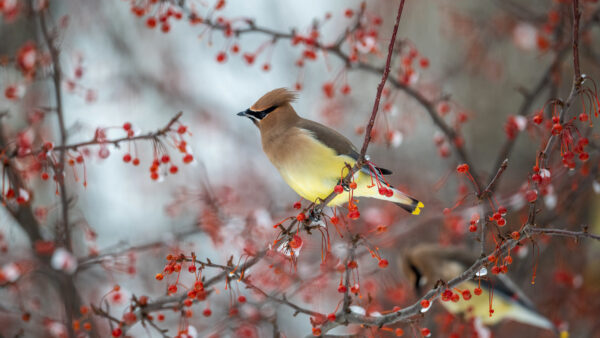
<box><xmin>530</xmin><ymin>228</ymin><xmax>600</xmax><ymax>241</ymax></box>
<box><xmin>478</xmin><ymin>159</ymin><xmax>508</xmax><ymax>199</ymax></box>
<box><xmin>39</xmin><ymin>8</ymin><xmax>71</xmax><ymax>252</ymax></box>
<box><xmin>358</xmin><ymin>0</ymin><xmax>406</xmax><ymax>161</ymax></box>
<box><xmin>572</xmin><ymin>0</ymin><xmax>582</xmax><ymax>81</ymax></box>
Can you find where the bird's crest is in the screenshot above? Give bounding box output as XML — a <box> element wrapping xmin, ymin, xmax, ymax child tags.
<box><xmin>251</xmin><ymin>88</ymin><xmax>297</xmax><ymax>111</ymax></box>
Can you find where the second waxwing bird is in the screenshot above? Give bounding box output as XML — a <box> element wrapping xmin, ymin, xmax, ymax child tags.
<box><xmin>401</xmin><ymin>244</ymin><xmax>560</xmax><ymax>334</ymax></box>
<box><xmin>238</xmin><ymin>88</ymin><xmax>424</xmax><ymax>214</ymax></box>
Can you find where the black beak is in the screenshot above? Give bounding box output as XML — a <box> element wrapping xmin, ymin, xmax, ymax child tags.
<box><xmin>237</xmin><ymin>110</ymin><xmax>249</xmax><ymax>117</ymax></box>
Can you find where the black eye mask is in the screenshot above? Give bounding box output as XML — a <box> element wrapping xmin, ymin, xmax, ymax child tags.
<box><xmin>241</xmin><ymin>105</ymin><xmax>277</xmax><ymax>121</ymax></box>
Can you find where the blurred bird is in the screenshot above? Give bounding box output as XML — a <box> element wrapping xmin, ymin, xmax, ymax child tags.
<box><xmin>401</xmin><ymin>244</ymin><xmax>559</xmax><ymax>333</ymax></box>
<box><xmin>238</xmin><ymin>88</ymin><xmax>424</xmax><ymax>214</ymax></box>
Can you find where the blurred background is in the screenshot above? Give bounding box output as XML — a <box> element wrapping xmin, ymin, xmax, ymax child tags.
<box><xmin>1</xmin><ymin>0</ymin><xmax>599</xmax><ymax>337</ymax></box>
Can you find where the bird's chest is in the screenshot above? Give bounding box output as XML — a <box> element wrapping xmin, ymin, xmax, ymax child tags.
<box><xmin>262</xmin><ymin>130</ymin><xmax>349</xmax><ymax>201</ymax></box>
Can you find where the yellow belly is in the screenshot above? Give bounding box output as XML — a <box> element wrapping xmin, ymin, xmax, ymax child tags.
<box><xmin>264</xmin><ymin>129</ymin><xmax>372</xmax><ymax>206</ymax></box>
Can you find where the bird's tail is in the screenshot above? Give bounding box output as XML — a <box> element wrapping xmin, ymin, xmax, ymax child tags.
<box><xmin>353</xmin><ymin>169</ymin><xmax>424</xmax><ymax>214</ymax></box>
<box><xmin>506</xmin><ymin>304</ymin><xmax>557</xmax><ymax>333</ymax></box>
<box><xmin>357</xmin><ymin>182</ymin><xmax>424</xmax><ymax>215</ymax></box>
<box><xmin>389</xmin><ymin>188</ymin><xmax>424</xmax><ymax>215</ymax></box>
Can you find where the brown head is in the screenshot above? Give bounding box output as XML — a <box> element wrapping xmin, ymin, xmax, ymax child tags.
<box><xmin>237</xmin><ymin>88</ymin><xmax>299</xmax><ymax>132</ymax></box>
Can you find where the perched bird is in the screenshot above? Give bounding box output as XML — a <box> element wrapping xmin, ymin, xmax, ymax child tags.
<box><xmin>401</xmin><ymin>244</ymin><xmax>559</xmax><ymax>333</ymax></box>
<box><xmin>238</xmin><ymin>88</ymin><xmax>424</xmax><ymax>214</ymax></box>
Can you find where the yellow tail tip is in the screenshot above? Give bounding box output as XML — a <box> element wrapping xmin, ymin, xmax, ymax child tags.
<box><xmin>560</xmin><ymin>331</ymin><xmax>569</xmax><ymax>338</ymax></box>
<box><xmin>411</xmin><ymin>202</ymin><xmax>424</xmax><ymax>215</ymax></box>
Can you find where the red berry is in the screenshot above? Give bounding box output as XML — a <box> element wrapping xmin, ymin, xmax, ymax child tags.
<box><xmin>41</xmin><ymin>172</ymin><xmax>49</xmax><ymax>180</ymax></box>
<box><xmin>262</xmin><ymin>63</ymin><xmax>271</xmax><ymax>71</ymax></box>
<box><xmin>216</xmin><ymin>52</ymin><xmax>227</xmax><ymax>63</ymax></box>
<box><xmin>132</xmin><ymin>158</ymin><xmax>140</xmax><ymax>166</ymax></box>
<box><xmin>161</xmin><ymin>23</ymin><xmax>170</xmax><ymax>33</ymax></box>
<box><xmin>334</xmin><ymin>185</ymin><xmax>344</xmax><ymax>194</ymax></box>
<box><xmin>419</xmin><ymin>57</ymin><xmax>429</xmax><ymax>68</ymax></box>
<box><xmin>438</xmin><ymin>102</ymin><xmax>450</xmax><ymax>115</ymax></box>
<box><xmin>511</xmin><ymin>231</ymin><xmax>520</xmax><ymax>240</ymax></box>
<box><xmin>579</xmin><ymin>113</ymin><xmax>589</xmax><ymax>122</ymax></box>
<box><xmin>344</xmin><ymin>8</ymin><xmax>354</xmax><ymax>17</ymax></box>
<box><xmin>155</xmin><ymin>273</ymin><xmax>164</xmax><ymax>280</ymax></box>
<box><xmin>243</xmin><ymin>53</ymin><xmax>255</xmax><ymax>64</ymax></box>
<box><xmin>289</xmin><ymin>235</ymin><xmax>303</xmax><ymax>249</ymax></box>
<box><xmin>296</xmin><ymin>213</ymin><xmax>306</xmax><ymax>222</ymax></box>
<box><xmin>183</xmin><ymin>154</ymin><xmax>193</xmax><ymax>163</ymax></box>
<box><xmin>177</xmin><ymin>125</ymin><xmax>187</xmax><ymax>134</ymax></box>
<box><xmin>293</xmin><ymin>201</ymin><xmax>301</xmax><ymax>209</ymax></box>
<box><xmin>532</xmin><ymin>114</ymin><xmax>543</xmax><ymax>124</ymax></box>
<box><xmin>337</xmin><ymin>284</ymin><xmax>347</xmax><ymax>293</ymax></box>
<box><xmin>312</xmin><ymin>328</ymin><xmax>322</xmax><ymax>336</ymax></box>
<box><xmin>340</xmin><ymin>84</ymin><xmax>351</xmax><ymax>95</ymax></box>
<box><xmin>150</xmin><ymin>172</ymin><xmax>159</xmax><ymax>180</ymax></box>
<box><xmin>525</xmin><ymin>189</ymin><xmax>538</xmax><ymax>202</ymax></box>
<box><xmin>497</xmin><ymin>218</ymin><xmax>506</xmax><ymax>226</ymax></box>
<box><xmin>456</xmin><ymin>163</ymin><xmax>469</xmax><ymax>173</ymax></box>
<box><xmin>378</xmin><ymin>259</ymin><xmax>389</xmax><ymax>268</ymax></box>
<box><xmin>146</xmin><ymin>17</ymin><xmax>157</xmax><ymax>28</ymax></box>
<box><xmin>498</xmin><ymin>206</ymin><xmax>507</xmax><ymax>214</ymax></box>
<box><xmin>203</xmin><ymin>308</ymin><xmax>212</xmax><ymax>317</ymax></box>
<box><xmin>551</xmin><ymin>123</ymin><xmax>562</xmax><ymax>135</ymax></box>
<box><xmin>421</xmin><ymin>328</ymin><xmax>431</xmax><ymax>337</ymax></box>
<box><xmin>168</xmin><ymin>284</ymin><xmax>177</xmax><ymax>294</ymax></box>
<box><xmin>327</xmin><ymin>313</ymin><xmax>336</xmax><ymax>321</ymax></box>
<box><xmin>348</xmin><ymin>210</ymin><xmax>360</xmax><ymax>220</ymax></box>
<box><xmin>420</xmin><ymin>299</ymin><xmax>430</xmax><ymax>308</ymax></box>
<box><xmin>123</xmin><ymin>154</ymin><xmax>132</xmax><ymax>163</ymax></box>
<box><xmin>112</xmin><ymin>328</ymin><xmax>122</xmax><ymax>337</ymax></box>
<box><xmin>395</xmin><ymin>328</ymin><xmax>404</xmax><ymax>336</ymax></box>
<box><xmin>462</xmin><ymin>290</ymin><xmax>471</xmax><ymax>300</ymax></box>
<box><xmin>474</xmin><ymin>287</ymin><xmax>482</xmax><ymax>296</ymax></box>
<box><xmin>322</xmin><ymin>82</ymin><xmax>335</xmax><ymax>98</ymax></box>
<box><xmin>238</xmin><ymin>295</ymin><xmax>246</xmax><ymax>303</ymax></box>
<box><xmin>349</xmin><ymin>182</ymin><xmax>357</xmax><ymax>190</ymax></box>
<box><xmin>169</xmin><ymin>165</ymin><xmax>178</xmax><ymax>174</ymax></box>
<box><xmin>469</xmin><ymin>224</ymin><xmax>477</xmax><ymax>232</ymax></box>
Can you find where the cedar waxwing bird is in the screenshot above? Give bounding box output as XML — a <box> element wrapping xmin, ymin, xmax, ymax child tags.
<box><xmin>238</xmin><ymin>88</ymin><xmax>424</xmax><ymax>214</ymax></box>
<box><xmin>401</xmin><ymin>244</ymin><xmax>561</xmax><ymax>334</ymax></box>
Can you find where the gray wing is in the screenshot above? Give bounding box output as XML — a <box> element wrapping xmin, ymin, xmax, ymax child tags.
<box><xmin>297</xmin><ymin>118</ymin><xmax>392</xmax><ymax>176</ymax></box>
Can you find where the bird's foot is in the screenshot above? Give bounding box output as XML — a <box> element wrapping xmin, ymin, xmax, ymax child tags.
<box><xmin>336</xmin><ymin>178</ymin><xmax>351</xmax><ymax>192</ymax></box>
<box><xmin>308</xmin><ymin>208</ymin><xmax>322</xmax><ymax>223</ymax></box>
